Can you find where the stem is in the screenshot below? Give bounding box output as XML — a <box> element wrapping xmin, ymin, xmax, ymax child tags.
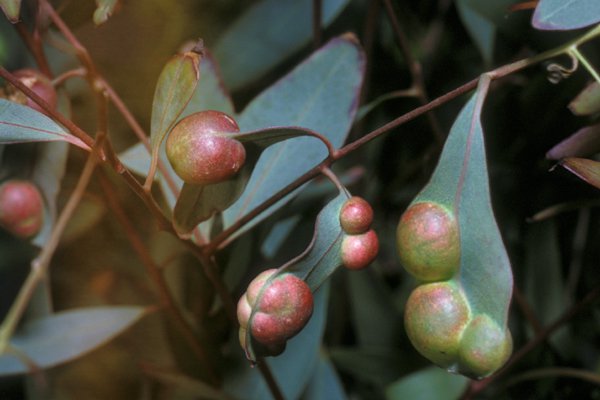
<box><xmin>569</xmin><ymin>46</ymin><xmax>600</xmax><ymax>84</ymax></box>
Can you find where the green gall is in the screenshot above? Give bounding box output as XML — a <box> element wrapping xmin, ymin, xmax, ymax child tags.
<box><xmin>339</xmin><ymin>196</ymin><xmax>373</xmax><ymax>234</ymax></box>
<box><xmin>404</xmin><ymin>281</ymin><xmax>470</xmax><ymax>368</ymax></box>
<box><xmin>166</xmin><ymin>110</ymin><xmax>246</xmax><ymax>185</ymax></box>
<box><xmin>341</xmin><ymin>229</ymin><xmax>379</xmax><ymax>270</ymax></box>
<box><xmin>458</xmin><ymin>314</ymin><xmax>512</xmax><ymax>379</ymax></box>
<box><xmin>396</xmin><ymin>202</ymin><xmax>460</xmax><ymax>282</ymax></box>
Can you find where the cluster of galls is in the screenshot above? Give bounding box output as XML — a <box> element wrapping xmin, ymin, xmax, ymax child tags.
<box><xmin>339</xmin><ymin>196</ymin><xmax>379</xmax><ymax>270</ymax></box>
<box><xmin>396</xmin><ymin>202</ymin><xmax>511</xmax><ymax>378</ymax></box>
<box><xmin>237</xmin><ymin>269</ymin><xmax>313</xmax><ymax>358</ymax></box>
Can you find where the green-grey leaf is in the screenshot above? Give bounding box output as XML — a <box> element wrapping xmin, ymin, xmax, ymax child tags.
<box><xmin>93</xmin><ymin>0</ymin><xmax>120</xmax><ymax>26</ymax></box>
<box><xmin>214</xmin><ymin>0</ymin><xmax>349</xmax><ymax>90</ymax></box>
<box><xmin>225</xmin><ymin>283</ymin><xmax>330</xmax><ymax>400</ymax></box>
<box><xmin>0</xmin><ymin>306</ymin><xmax>147</xmax><ymax>375</ymax></box>
<box><xmin>147</xmin><ymin>51</ymin><xmax>200</xmax><ymax>185</ymax></box>
<box><xmin>0</xmin><ymin>100</ymin><xmax>89</xmax><ymax>150</ymax></box>
<box><xmin>181</xmin><ymin>51</ymin><xmax>235</xmax><ymax>118</ymax></box>
<box><xmin>0</xmin><ymin>0</ymin><xmax>21</xmax><ymax>23</ymax></box>
<box><xmin>532</xmin><ymin>0</ymin><xmax>600</xmax><ymax>30</ymax></box>
<box><xmin>568</xmin><ymin>81</ymin><xmax>600</xmax><ymax>116</ymax></box>
<box><xmin>415</xmin><ymin>88</ymin><xmax>513</xmax><ymax>326</ymax></box>
<box><xmin>385</xmin><ymin>367</ymin><xmax>469</xmax><ymax>400</ymax></box>
<box><xmin>456</xmin><ymin>0</ymin><xmax>496</xmax><ymax>64</ymax></box>
<box><xmin>286</xmin><ymin>191</ymin><xmax>349</xmax><ymax>291</ymax></box>
<box><xmin>300</xmin><ymin>354</ymin><xmax>347</xmax><ymax>400</ymax></box>
<box><xmin>223</xmin><ymin>35</ymin><xmax>364</xmax><ymax>240</ymax></box>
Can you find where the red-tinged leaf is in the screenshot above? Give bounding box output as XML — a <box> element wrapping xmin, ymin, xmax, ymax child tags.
<box><xmin>560</xmin><ymin>157</ymin><xmax>600</xmax><ymax>189</ymax></box>
<box><xmin>0</xmin><ymin>100</ymin><xmax>89</xmax><ymax>150</ymax></box>
<box><xmin>532</xmin><ymin>0</ymin><xmax>600</xmax><ymax>30</ymax></box>
<box><xmin>569</xmin><ymin>81</ymin><xmax>600</xmax><ymax>116</ymax></box>
<box><xmin>546</xmin><ymin>124</ymin><xmax>600</xmax><ymax>160</ymax></box>
<box><xmin>146</xmin><ymin>49</ymin><xmax>201</xmax><ymax>187</ymax></box>
<box><xmin>0</xmin><ymin>0</ymin><xmax>21</xmax><ymax>23</ymax></box>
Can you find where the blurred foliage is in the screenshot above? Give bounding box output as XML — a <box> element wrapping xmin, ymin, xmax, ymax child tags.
<box><xmin>0</xmin><ymin>0</ymin><xmax>599</xmax><ymax>399</ymax></box>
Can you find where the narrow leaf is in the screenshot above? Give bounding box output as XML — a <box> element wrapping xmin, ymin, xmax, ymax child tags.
<box><xmin>223</xmin><ymin>35</ymin><xmax>365</xmax><ymax>239</ymax></box>
<box><xmin>93</xmin><ymin>0</ymin><xmax>120</xmax><ymax>25</ymax></box>
<box><xmin>214</xmin><ymin>0</ymin><xmax>349</xmax><ymax>90</ymax></box>
<box><xmin>0</xmin><ymin>0</ymin><xmax>21</xmax><ymax>23</ymax></box>
<box><xmin>0</xmin><ymin>100</ymin><xmax>89</xmax><ymax>150</ymax></box>
<box><xmin>546</xmin><ymin>124</ymin><xmax>600</xmax><ymax>160</ymax></box>
<box><xmin>181</xmin><ymin>51</ymin><xmax>235</xmax><ymax>118</ymax></box>
<box><xmin>456</xmin><ymin>0</ymin><xmax>496</xmax><ymax>64</ymax></box>
<box><xmin>300</xmin><ymin>354</ymin><xmax>347</xmax><ymax>400</ymax></box>
<box><xmin>569</xmin><ymin>81</ymin><xmax>600</xmax><ymax>116</ymax></box>
<box><xmin>385</xmin><ymin>367</ymin><xmax>468</xmax><ymax>400</ymax></box>
<box><xmin>0</xmin><ymin>307</ymin><xmax>147</xmax><ymax>375</ymax></box>
<box><xmin>532</xmin><ymin>0</ymin><xmax>600</xmax><ymax>30</ymax></box>
<box><xmin>286</xmin><ymin>191</ymin><xmax>349</xmax><ymax>291</ymax></box>
<box><xmin>146</xmin><ymin>49</ymin><xmax>201</xmax><ymax>187</ymax></box>
<box><xmin>560</xmin><ymin>157</ymin><xmax>600</xmax><ymax>189</ymax></box>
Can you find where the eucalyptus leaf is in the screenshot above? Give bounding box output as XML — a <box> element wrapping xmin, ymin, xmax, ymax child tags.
<box><xmin>214</xmin><ymin>0</ymin><xmax>349</xmax><ymax>90</ymax></box>
<box><xmin>300</xmin><ymin>354</ymin><xmax>347</xmax><ymax>400</ymax></box>
<box><xmin>0</xmin><ymin>307</ymin><xmax>147</xmax><ymax>375</ymax></box>
<box><xmin>546</xmin><ymin>124</ymin><xmax>600</xmax><ymax>160</ymax></box>
<box><xmin>413</xmin><ymin>86</ymin><xmax>513</xmax><ymax>327</ymax></box>
<box><xmin>0</xmin><ymin>0</ymin><xmax>21</xmax><ymax>23</ymax></box>
<box><xmin>285</xmin><ymin>191</ymin><xmax>349</xmax><ymax>291</ymax></box>
<box><xmin>385</xmin><ymin>366</ymin><xmax>469</xmax><ymax>400</ymax></box>
<box><xmin>225</xmin><ymin>283</ymin><xmax>330</xmax><ymax>400</ymax></box>
<box><xmin>181</xmin><ymin>51</ymin><xmax>235</xmax><ymax>118</ymax></box>
<box><xmin>568</xmin><ymin>81</ymin><xmax>600</xmax><ymax>116</ymax></box>
<box><xmin>456</xmin><ymin>0</ymin><xmax>496</xmax><ymax>64</ymax></box>
<box><xmin>147</xmin><ymin>50</ymin><xmax>201</xmax><ymax>185</ymax></box>
<box><xmin>0</xmin><ymin>100</ymin><xmax>89</xmax><ymax>150</ymax></box>
<box><xmin>560</xmin><ymin>157</ymin><xmax>600</xmax><ymax>189</ymax></box>
<box><xmin>532</xmin><ymin>0</ymin><xmax>600</xmax><ymax>30</ymax></box>
<box><xmin>223</xmin><ymin>35</ymin><xmax>365</xmax><ymax>240</ymax></box>
<box><xmin>93</xmin><ymin>0</ymin><xmax>120</xmax><ymax>25</ymax></box>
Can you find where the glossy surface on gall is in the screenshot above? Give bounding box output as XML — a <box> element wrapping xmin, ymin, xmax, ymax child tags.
<box><xmin>237</xmin><ymin>269</ymin><xmax>314</xmax><ymax>348</ymax></box>
<box><xmin>13</xmin><ymin>69</ymin><xmax>57</xmax><ymax>115</ymax></box>
<box><xmin>341</xmin><ymin>229</ymin><xmax>379</xmax><ymax>270</ymax></box>
<box><xmin>166</xmin><ymin>110</ymin><xmax>246</xmax><ymax>185</ymax></box>
<box><xmin>458</xmin><ymin>314</ymin><xmax>512</xmax><ymax>378</ymax></box>
<box><xmin>0</xmin><ymin>180</ymin><xmax>44</xmax><ymax>238</ymax></box>
<box><xmin>339</xmin><ymin>196</ymin><xmax>373</xmax><ymax>234</ymax></box>
<box><xmin>404</xmin><ymin>281</ymin><xmax>471</xmax><ymax>367</ymax></box>
<box><xmin>396</xmin><ymin>202</ymin><xmax>460</xmax><ymax>282</ymax></box>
